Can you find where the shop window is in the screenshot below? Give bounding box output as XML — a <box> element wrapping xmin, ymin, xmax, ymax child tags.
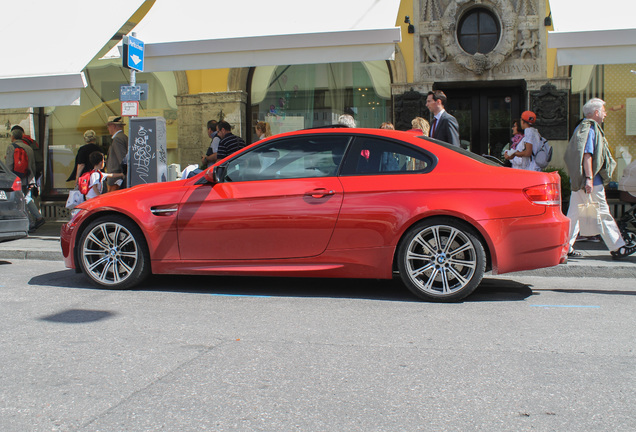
<box><xmin>570</xmin><ymin>63</ymin><xmax>636</xmax><ymax>181</ymax></box>
<box><xmin>249</xmin><ymin>62</ymin><xmax>392</xmax><ymax>142</ymax></box>
<box><xmin>457</xmin><ymin>8</ymin><xmax>500</xmax><ymax>55</ymax></box>
<box><xmin>45</xmin><ymin>65</ymin><xmax>178</xmax><ymax>196</ymax></box>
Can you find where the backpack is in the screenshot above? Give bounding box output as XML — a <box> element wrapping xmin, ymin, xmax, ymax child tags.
<box><xmin>11</xmin><ymin>143</ymin><xmax>29</xmax><ymax>178</ymax></box>
<box><xmin>21</xmin><ymin>135</ymin><xmax>43</xmax><ymax>178</ymax></box>
<box><xmin>78</xmin><ymin>169</ymin><xmax>102</xmax><ymax>195</ymax></box>
<box><xmin>533</xmin><ymin>136</ymin><xmax>553</xmax><ymax>169</ymax></box>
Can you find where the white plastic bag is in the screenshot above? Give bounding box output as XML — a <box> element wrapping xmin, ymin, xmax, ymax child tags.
<box><xmin>578</xmin><ymin>195</ymin><xmax>601</xmax><ymax>236</ymax></box>
<box><xmin>65</xmin><ymin>190</ymin><xmax>85</xmax><ymax>209</ymax></box>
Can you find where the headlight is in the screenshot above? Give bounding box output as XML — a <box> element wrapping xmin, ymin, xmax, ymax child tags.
<box><xmin>69</xmin><ymin>208</ymin><xmax>86</xmax><ymax>222</ymax></box>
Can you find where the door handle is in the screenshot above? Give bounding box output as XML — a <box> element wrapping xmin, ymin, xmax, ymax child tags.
<box><xmin>305</xmin><ymin>188</ymin><xmax>335</xmax><ymax>198</ymax></box>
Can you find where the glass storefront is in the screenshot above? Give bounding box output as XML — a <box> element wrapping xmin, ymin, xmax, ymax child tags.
<box><xmin>569</xmin><ymin>64</ymin><xmax>636</xmax><ymax>181</ymax></box>
<box><xmin>45</xmin><ymin>62</ymin><xmax>179</xmax><ymax>196</ymax></box>
<box><xmin>249</xmin><ymin>61</ymin><xmax>392</xmax><ymax>142</ymax></box>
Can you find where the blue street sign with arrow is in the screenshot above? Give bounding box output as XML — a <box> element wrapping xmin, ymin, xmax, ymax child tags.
<box><xmin>123</xmin><ymin>35</ymin><xmax>144</xmax><ymax>72</ymax></box>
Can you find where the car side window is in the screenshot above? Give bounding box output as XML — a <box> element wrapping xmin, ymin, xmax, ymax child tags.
<box><xmin>223</xmin><ymin>135</ymin><xmax>350</xmax><ymax>182</ymax></box>
<box><xmin>340</xmin><ymin>137</ymin><xmax>434</xmax><ymax>175</ymax></box>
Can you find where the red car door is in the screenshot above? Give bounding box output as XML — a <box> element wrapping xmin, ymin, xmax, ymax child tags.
<box><xmin>177</xmin><ymin>178</ymin><xmax>343</xmax><ymax>260</ymax></box>
<box><xmin>177</xmin><ymin>135</ymin><xmax>348</xmax><ymax>261</ymax></box>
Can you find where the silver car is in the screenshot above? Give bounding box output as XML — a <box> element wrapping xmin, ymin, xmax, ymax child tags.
<box><xmin>0</xmin><ymin>159</ymin><xmax>28</xmax><ymax>242</ymax></box>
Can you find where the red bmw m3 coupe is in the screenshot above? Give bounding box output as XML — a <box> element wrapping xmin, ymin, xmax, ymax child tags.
<box><xmin>61</xmin><ymin>127</ymin><xmax>569</xmax><ymax>301</ymax></box>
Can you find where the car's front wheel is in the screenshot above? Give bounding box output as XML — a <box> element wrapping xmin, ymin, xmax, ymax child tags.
<box><xmin>78</xmin><ymin>216</ymin><xmax>150</xmax><ymax>289</ymax></box>
<box><xmin>397</xmin><ymin>219</ymin><xmax>486</xmax><ymax>302</ymax></box>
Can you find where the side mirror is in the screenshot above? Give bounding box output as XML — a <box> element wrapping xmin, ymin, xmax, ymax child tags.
<box><xmin>203</xmin><ymin>165</ymin><xmax>226</xmax><ymax>184</ymax></box>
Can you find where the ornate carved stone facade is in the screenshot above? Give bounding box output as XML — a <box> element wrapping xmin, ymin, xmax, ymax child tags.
<box><xmin>413</xmin><ymin>0</ymin><xmax>547</xmax><ymax>83</ymax></box>
<box><xmin>394</xmin><ymin>89</ymin><xmax>430</xmax><ymax>130</ymax></box>
<box><xmin>530</xmin><ymin>83</ymin><xmax>568</xmax><ymax>140</ymax></box>
<box><xmin>390</xmin><ymin>0</ymin><xmax>571</xmax><ymax>157</ymax></box>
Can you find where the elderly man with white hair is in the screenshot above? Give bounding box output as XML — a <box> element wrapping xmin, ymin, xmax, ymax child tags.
<box><xmin>564</xmin><ymin>98</ymin><xmax>636</xmax><ymax>259</ymax></box>
<box><xmin>337</xmin><ymin>114</ymin><xmax>356</xmax><ymax>128</ymax></box>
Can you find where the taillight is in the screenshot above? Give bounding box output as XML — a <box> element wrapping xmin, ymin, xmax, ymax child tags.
<box><xmin>524</xmin><ymin>183</ymin><xmax>561</xmax><ymax>206</ymax></box>
<box><xmin>12</xmin><ymin>176</ymin><xmax>22</xmax><ymax>192</ymax></box>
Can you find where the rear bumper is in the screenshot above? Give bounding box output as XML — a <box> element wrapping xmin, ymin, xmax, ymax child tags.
<box><xmin>482</xmin><ymin>210</ymin><xmax>570</xmax><ymax>274</ymax></box>
<box><xmin>0</xmin><ymin>218</ymin><xmax>29</xmax><ymax>243</ymax></box>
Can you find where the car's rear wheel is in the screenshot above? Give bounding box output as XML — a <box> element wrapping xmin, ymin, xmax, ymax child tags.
<box><xmin>397</xmin><ymin>219</ymin><xmax>486</xmax><ymax>302</ymax></box>
<box><xmin>78</xmin><ymin>216</ymin><xmax>150</xmax><ymax>289</ymax></box>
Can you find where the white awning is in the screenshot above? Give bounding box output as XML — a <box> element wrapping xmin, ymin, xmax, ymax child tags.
<box><xmin>127</xmin><ymin>0</ymin><xmax>402</xmax><ymax>72</ymax></box>
<box><xmin>0</xmin><ymin>0</ymin><xmax>152</xmax><ymax>109</ymax></box>
<box><xmin>548</xmin><ymin>0</ymin><xmax>636</xmax><ymax>65</ymax></box>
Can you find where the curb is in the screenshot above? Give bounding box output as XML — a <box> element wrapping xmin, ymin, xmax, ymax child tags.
<box><xmin>514</xmin><ymin>263</ymin><xmax>636</xmax><ymax>279</ymax></box>
<box><xmin>0</xmin><ymin>249</ymin><xmax>64</xmax><ymax>261</ymax></box>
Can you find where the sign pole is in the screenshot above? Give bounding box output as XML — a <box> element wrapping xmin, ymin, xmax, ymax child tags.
<box><xmin>129</xmin><ymin>33</ymin><xmax>137</xmax><ymax>105</ymax></box>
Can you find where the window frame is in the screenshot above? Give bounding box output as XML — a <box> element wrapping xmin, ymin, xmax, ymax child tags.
<box><xmin>456</xmin><ymin>8</ymin><xmax>501</xmax><ymax>55</ymax></box>
<box><xmin>339</xmin><ymin>136</ymin><xmax>438</xmax><ymax>177</ymax></box>
<box><xmin>221</xmin><ymin>134</ymin><xmax>353</xmax><ymax>183</ymax></box>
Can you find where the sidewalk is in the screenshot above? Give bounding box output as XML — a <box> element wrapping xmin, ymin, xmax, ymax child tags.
<box><xmin>1</xmin><ymin>221</ymin><xmax>635</xmax><ymax>278</ymax></box>
<box><xmin>0</xmin><ymin>220</ymin><xmax>66</xmax><ymax>261</ymax></box>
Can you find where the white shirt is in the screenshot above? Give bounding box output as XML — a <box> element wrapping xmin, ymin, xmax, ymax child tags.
<box><xmin>86</xmin><ymin>171</ymin><xmax>103</xmax><ymax>199</ymax></box>
<box><xmin>210</xmin><ymin>136</ymin><xmax>220</xmax><ymax>153</ymax></box>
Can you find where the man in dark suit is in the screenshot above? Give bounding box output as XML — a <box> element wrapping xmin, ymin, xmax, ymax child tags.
<box><xmin>426</xmin><ymin>90</ymin><xmax>460</xmax><ymax>147</ymax></box>
<box><xmin>105</xmin><ymin>116</ymin><xmax>128</xmax><ymax>192</ymax></box>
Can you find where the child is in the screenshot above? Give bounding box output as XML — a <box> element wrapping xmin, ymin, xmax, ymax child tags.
<box><xmin>86</xmin><ymin>151</ymin><xmax>124</xmax><ymax>199</ymax></box>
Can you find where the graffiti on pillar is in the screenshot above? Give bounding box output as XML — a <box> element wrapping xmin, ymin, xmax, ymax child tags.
<box><xmin>131</xmin><ymin>125</ymin><xmax>155</xmax><ymax>184</ymax></box>
<box><xmin>128</xmin><ymin>117</ymin><xmax>167</xmax><ymax>187</ymax></box>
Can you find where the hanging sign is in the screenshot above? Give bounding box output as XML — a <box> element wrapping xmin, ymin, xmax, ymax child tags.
<box><xmin>121</xmin><ymin>101</ymin><xmax>139</xmax><ymax>117</ymax></box>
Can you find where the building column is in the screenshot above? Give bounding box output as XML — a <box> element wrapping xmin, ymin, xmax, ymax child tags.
<box><xmin>176</xmin><ymin>91</ymin><xmax>247</xmax><ymax>168</ymax></box>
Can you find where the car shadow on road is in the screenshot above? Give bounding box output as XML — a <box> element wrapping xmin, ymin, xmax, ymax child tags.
<box><xmin>30</xmin><ymin>270</ymin><xmax>533</xmax><ymax>303</ymax></box>
<box><xmin>532</xmin><ymin>288</ymin><xmax>636</xmax><ymax>296</ymax></box>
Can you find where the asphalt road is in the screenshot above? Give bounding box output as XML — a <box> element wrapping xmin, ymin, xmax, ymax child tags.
<box><xmin>1</xmin><ymin>259</ymin><xmax>635</xmax><ymax>431</ymax></box>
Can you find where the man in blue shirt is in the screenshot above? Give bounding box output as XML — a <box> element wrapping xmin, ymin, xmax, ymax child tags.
<box><xmin>564</xmin><ymin>98</ymin><xmax>635</xmax><ymax>259</ymax></box>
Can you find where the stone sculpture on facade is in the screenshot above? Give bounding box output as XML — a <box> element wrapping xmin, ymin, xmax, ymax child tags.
<box><xmin>422</xmin><ymin>34</ymin><xmax>447</xmax><ymax>63</ymax></box>
<box><xmin>516</xmin><ymin>29</ymin><xmax>538</xmax><ymax>59</ymax></box>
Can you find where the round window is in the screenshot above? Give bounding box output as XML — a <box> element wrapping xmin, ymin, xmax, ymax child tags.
<box><xmin>457</xmin><ymin>8</ymin><xmax>500</xmax><ymax>55</ymax></box>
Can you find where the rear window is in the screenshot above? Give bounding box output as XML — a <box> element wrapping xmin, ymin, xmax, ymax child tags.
<box><xmin>416</xmin><ymin>136</ymin><xmax>503</xmax><ymax>167</ymax></box>
<box><xmin>341</xmin><ymin>136</ymin><xmax>436</xmax><ymax>175</ymax></box>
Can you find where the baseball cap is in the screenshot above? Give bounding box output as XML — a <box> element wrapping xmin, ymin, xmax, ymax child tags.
<box><xmin>521</xmin><ymin>111</ymin><xmax>536</xmax><ymax>125</ymax></box>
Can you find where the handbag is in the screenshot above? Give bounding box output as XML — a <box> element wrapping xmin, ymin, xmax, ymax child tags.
<box><xmin>65</xmin><ymin>189</ymin><xmax>85</xmax><ymax>209</ymax></box>
<box><xmin>578</xmin><ymin>194</ymin><xmax>602</xmax><ymax>236</ymax></box>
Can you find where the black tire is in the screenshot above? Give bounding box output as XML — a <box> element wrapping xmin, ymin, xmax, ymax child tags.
<box><xmin>77</xmin><ymin>215</ymin><xmax>151</xmax><ymax>290</ymax></box>
<box><xmin>397</xmin><ymin>218</ymin><xmax>486</xmax><ymax>302</ymax></box>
